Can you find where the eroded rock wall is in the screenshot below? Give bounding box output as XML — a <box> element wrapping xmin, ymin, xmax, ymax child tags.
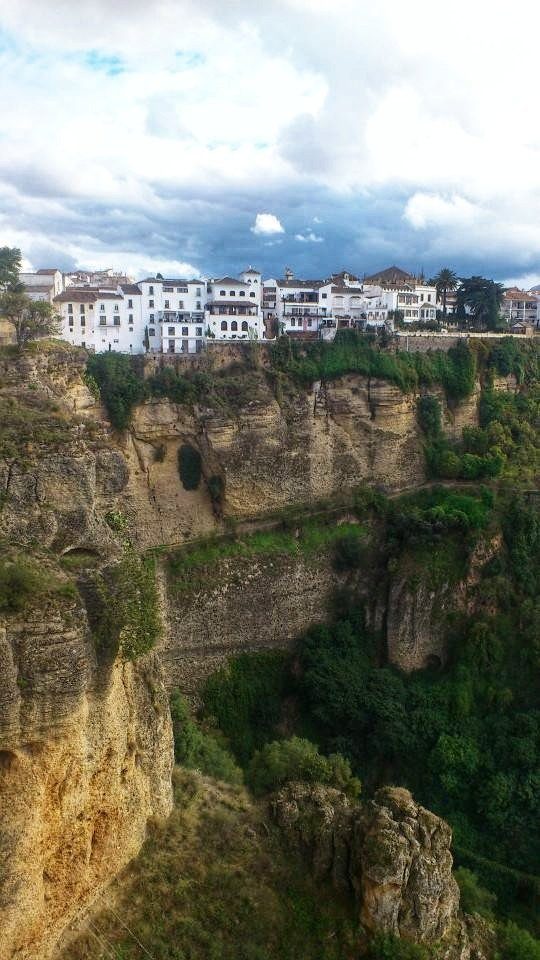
<box><xmin>0</xmin><ymin>594</ymin><xmax>173</xmax><ymax>960</ymax></box>
<box><xmin>159</xmin><ymin>550</ymin><xmax>350</xmax><ymax>692</ymax></box>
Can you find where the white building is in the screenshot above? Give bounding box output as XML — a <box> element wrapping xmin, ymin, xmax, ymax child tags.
<box><xmin>266</xmin><ymin>270</ymin><xmax>333</xmax><ymax>336</ymax></box>
<box><xmin>138</xmin><ymin>277</ymin><xmax>206</xmax><ymax>354</ymax></box>
<box><xmin>54</xmin><ymin>287</ymin><xmax>144</xmax><ymax>353</ymax></box>
<box><xmin>502</xmin><ymin>288</ymin><xmax>539</xmax><ymax>327</ymax></box>
<box><xmin>21</xmin><ymin>268</ymin><xmax>64</xmax><ymax>302</ymax></box>
<box><xmin>206</xmin><ymin>272</ymin><xmax>264</xmax><ymax>341</ymax></box>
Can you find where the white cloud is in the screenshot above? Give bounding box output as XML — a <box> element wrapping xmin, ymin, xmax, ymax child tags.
<box><xmin>295</xmin><ymin>231</ymin><xmax>324</xmax><ymax>243</ymax></box>
<box><xmin>3</xmin><ymin>0</ymin><xmax>540</xmax><ymax>272</ymax></box>
<box><xmin>404</xmin><ymin>193</ymin><xmax>481</xmax><ymax>230</ymax></box>
<box><xmin>251</xmin><ymin>213</ymin><xmax>285</xmax><ymax>235</ymax></box>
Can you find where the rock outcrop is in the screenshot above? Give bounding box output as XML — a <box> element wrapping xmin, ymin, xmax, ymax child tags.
<box><xmin>272</xmin><ymin>783</ymin><xmax>468</xmax><ymax>954</ymax></box>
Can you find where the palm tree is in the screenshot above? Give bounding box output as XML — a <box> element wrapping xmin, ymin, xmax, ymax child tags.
<box><xmin>456</xmin><ymin>276</ymin><xmax>505</xmax><ymax>331</ymax></box>
<box><xmin>433</xmin><ymin>268</ymin><xmax>458</xmax><ymax>317</ymax></box>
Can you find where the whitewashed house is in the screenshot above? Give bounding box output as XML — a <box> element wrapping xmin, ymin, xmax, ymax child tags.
<box><xmin>206</xmin><ymin>272</ymin><xmax>264</xmax><ymax>341</ymax></box>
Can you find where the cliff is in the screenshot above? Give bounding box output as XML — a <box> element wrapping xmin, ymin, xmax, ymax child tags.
<box><xmin>0</xmin><ymin>345</ymin><xmax>173</xmax><ymax>960</ymax></box>
<box><xmin>122</xmin><ymin>373</ymin><xmax>443</xmax><ymax>550</ymax></box>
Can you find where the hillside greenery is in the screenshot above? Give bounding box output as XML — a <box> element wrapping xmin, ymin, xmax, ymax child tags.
<box><xmin>199</xmin><ymin>490</ymin><xmax>540</xmax><ymax>937</ymax></box>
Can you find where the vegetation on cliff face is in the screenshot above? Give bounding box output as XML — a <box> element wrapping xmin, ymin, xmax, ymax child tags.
<box><xmin>200</xmin><ymin>489</ymin><xmax>540</xmax><ymax>939</ymax></box>
<box><xmin>90</xmin><ymin>547</ymin><xmax>162</xmax><ymax>660</ymax></box>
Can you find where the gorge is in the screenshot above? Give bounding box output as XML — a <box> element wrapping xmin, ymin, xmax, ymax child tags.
<box><xmin>0</xmin><ymin>335</ymin><xmax>538</xmax><ymax>960</ymax></box>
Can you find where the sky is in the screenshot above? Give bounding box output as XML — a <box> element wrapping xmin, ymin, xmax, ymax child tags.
<box><xmin>2</xmin><ymin>0</ymin><xmax>540</xmax><ymax>284</ymax></box>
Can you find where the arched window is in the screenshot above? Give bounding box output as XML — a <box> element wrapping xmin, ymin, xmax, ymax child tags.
<box><xmin>221</xmin><ymin>320</ymin><xmax>228</xmax><ymax>331</ymax></box>
<box><xmin>239</xmin><ymin>290</ymin><xmax>246</xmax><ymax>297</ymax></box>
<box><xmin>241</xmin><ymin>321</ymin><xmax>248</xmax><ymax>331</ymax></box>
<box><xmin>231</xmin><ymin>320</ymin><xmax>238</xmax><ymax>331</ymax></box>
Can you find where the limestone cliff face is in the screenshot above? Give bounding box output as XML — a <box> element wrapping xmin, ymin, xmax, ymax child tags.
<box><xmin>272</xmin><ymin>783</ymin><xmax>478</xmax><ymax>958</ymax></box>
<box><xmin>124</xmin><ymin>373</ymin><xmax>432</xmax><ymax>549</ymax></box>
<box><xmin>160</xmin><ymin>549</ymin><xmax>351</xmax><ymax>692</ymax></box>
<box><xmin>0</xmin><ymin>592</ymin><xmax>173</xmax><ymax>960</ymax></box>
<box><xmin>0</xmin><ymin>346</ymin><xmax>173</xmax><ymax>960</ymax></box>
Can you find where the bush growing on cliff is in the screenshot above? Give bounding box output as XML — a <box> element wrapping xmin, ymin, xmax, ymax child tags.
<box><xmin>178</xmin><ymin>443</ymin><xmax>202</xmax><ymax>490</ymax></box>
<box><xmin>87</xmin><ymin>353</ymin><xmax>147</xmax><ymax>429</ymax></box>
<box><xmin>364</xmin><ymin>934</ymin><xmax>433</xmax><ymax>960</ymax></box>
<box><xmin>417</xmin><ymin>395</ymin><xmax>442</xmax><ymax>438</ymax></box>
<box><xmin>0</xmin><ymin>556</ymin><xmax>63</xmax><ymax>612</ymax></box>
<box><xmin>170</xmin><ymin>691</ymin><xmax>243</xmax><ymax>785</ymax></box>
<box><xmin>248</xmin><ymin>736</ymin><xmax>361</xmax><ymax>799</ymax></box>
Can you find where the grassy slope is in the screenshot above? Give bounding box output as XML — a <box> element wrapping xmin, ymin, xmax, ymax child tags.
<box><xmin>61</xmin><ymin>769</ymin><xmax>358</xmax><ymax>960</ymax></box>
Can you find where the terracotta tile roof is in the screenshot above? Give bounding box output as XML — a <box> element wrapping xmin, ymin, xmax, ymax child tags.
<box><xmin>54</xmin><ymin>290</ymin><xmax>97</xmax><ymax>303</ymax></box>
<box><xmin>331</xmin><ymin>286</ymin><xmax>363</xmax><ymax>294</ymax></box>
<box><xmin>120</xmin><ymin>284</ymin><xmax>142</xmax><ymax>294</ymax></box>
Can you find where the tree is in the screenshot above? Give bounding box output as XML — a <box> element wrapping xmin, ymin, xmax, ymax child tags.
<box><xmin>0</xmin><ymin>247</ymin><xmax>22</xmax><ymax>292</ymax></box>
<box><xmin>433</xmin><ymin>268</ymin><xmax>458</xmax><ymax>317</ymax></box>
<box><xmin>0</xmin><ymin>292</ymin><xmax>60</xmax><ymax>345</ymax></box>
<box><xmin>456</xmin><ymin>276</ymin><xmax>504</xmax><ymax>331</ymax></box>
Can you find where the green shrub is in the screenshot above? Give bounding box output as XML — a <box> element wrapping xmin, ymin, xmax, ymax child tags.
<box><xmin>333</xmin><ymin>528</ymin><xmax>366</xmax><ymax>570</ymax></box>
<box><xmin>364</xmin><ymin>933</ymin><xmax>433</xmax><ymax>959</ymax></box>
<box><xmin>178</xmin><ymin>443</ymin><xmax>202</xmax><ymax>490</ymax></box>
<box><xmin>170</xmin><ymin>691</ymin><xmax>243</xmax><ymax>785</ymax></box>
<box><xmin>0</xmin><ymin>557</ymin><xmax>51</xmax><ymax>612</ymax></box>
<box><xmin>203</xmin><ymin>652</ymin><xmax>291</xmax><ymax>765</ymax></box>
<box><xmin>248</xmin><ymin>736</ymin><xmax>361</xmax><ymax>799</ymax></box>
<box><xmin>417</xmin><ymin>395</ymin><xmax>442</xmax><ymax>438</ymax></box>
<box><xmin>454</xmin><ymin>867</ymin><xmax>497</xmax><ymax>918</ymax></box>
<box><xmin>497</xmin><ymin>921</ymin><xmax>540</xmax><ymax>960</ymax></box>
<box><xmin>86</xmin><ymin>353</ymin><xmax>147</xmax><ymax>429</ymax></box>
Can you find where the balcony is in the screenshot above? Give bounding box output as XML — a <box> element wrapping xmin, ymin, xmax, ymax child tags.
<box><xmin>207</xmin><ymin>305</ymin><xmax>258</xmax><ymax>316</ymax></box>
<box><xmin>283</xmin><ymin>293</ymin><xmax>318</xmax><ymax>304</ymax></box>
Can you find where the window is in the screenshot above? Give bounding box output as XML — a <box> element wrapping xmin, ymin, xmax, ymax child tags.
<box><xmin>128</xmin><ymin>299</ymin><xmax>133</xmax><ymax>308</ymax></box>
<box><xmin>177</xmin><ymin>286</ymin><xmax>188</xmax><ymax>293</ymax></box>
<box><xmin>168</xmin><ymin>341</ymin><xmax>175</xmax><ymax>353</ymax></box>
<box><xmin>114</xmin><ymin>317</ymin><xmax>120</xmax><ymax>326</ymax></box>
<box><xmin>196</xmin><ymin>288</ymin><xmax>201</xmax><ymax>296</ymax></box>
<box><xmin>231</xmin><ymin>321</ymin><xmax>238</xmax><ymax>331</ymax></box>
<box><xmin>129</xmin><ymin>326</ymin><xmax>133</xmax><ymax>332</ymax></box>
<box><xmin>427</xmin><ymin>294</ymin><xmax>432</xmax><ymax>302</ymax></box>
<box><xmin>307</xmin><ymin>319</ymin><xmax>312</xmax><ymax>327</ymax></box>
<box><xmin>182</xmin><ymin>326</ymin><xmax>188</xmax><ymax>336</ymax></box>
<box><xmin>221</xmin><ymin>320</ymin><xmax>228</xmax><ymax>331</ymax></box>
<box><xmin>89</xmin><ymin>304</ymin><xmax>93</xmax><ymax>310</ymax></box>
<box><xmin>67</xmin><ymin>303</ymin><xmax>73</xmax><ymax>313</ymax></box>
<box><xmin>321</xmin><ymin>293</ymin><xmax>327</xmax><ymax>299</ymax></box>
<box><xmin>80</xmin><ymin>304</ymin><xmax>85</xmax><ymax>313</ymax></box>
<box><xmin>149</xmin><ymin>313</ymin><xmax>154</xmax><ymax>321</ymax></box>
<box><xmin>163</xmin><ymin>286</ymin><xmax>173</xmax><ymax>292</ymax></box>
<box><xmin>81</xmin><ymin>318</ymin><xmax>85</xmax><ymax>327</ymax></box>
<box><xmin>81</xmin><ymin>341</ymin><xmax>85</xmax><ymax>348</ymax></box>
<box><xmin>239</xmin><ymin>290</ymin><xmax>245</xmax><ymax>297</ymax></box>
<box><xmin>149</xmin><ymin>299</ymin><xmax>154</xmax><ymax>308</ymax></box>
<box><xmin>196</xmin><ymin>302</ymin><xmax>201</xmax><ymax>310</ymax></box>
<box><xmin>220</xmin><ymin>290</ymin><xmax>226</xmax><ymax>296</ymax></box>
<box><xmin>100</xmin><ymin>316</ymin><xmax>106</xmax><ymax>325</ymax></box>
<box><xmin>178</xmin><ymin>301</ymin><xmax>184</xmax><ymax>309</ymax></box>
<box><xmin>164</xmin><ymin>300</ymin><xmax>170</xmax><ymax>309</ymax></box>
<box><xmin>168</xmin><ymin>327</ymin><xmax>175</xmax><ymax>335</ymax></box>
<box><xmin>241</xmin><ymin>321</ymin><xmax>248</xmax><ymax>332</ymax></box>
<box><xmin>149</xmin><ymin>285</ymin><xmax>154</xmax><ymax>295</ymax></box>
<box><xmin>68</xmin><ymin>317</ymin><xmax>74</xmax><ymax>326</ymax></box>
<box><xmin>207</xmin><ymin>285</ymin><xmax>213</xmax><ymax>294</ymax></box>
<box><xmin>249</xmin><ymin>291</ymin><xmax>256</xmax><ymax>297</ymax></box>
<box><xmin>229</xmin><ymin>290</ymin><xmax>235</xmax><ymax>296</ymax></box>
<box><xmin>196</xmin><ymin>327</ymin><xmax>202</xmax><ymax>336</ymax></box>
<box><xmin>182</xmin><ymin>339</ymin><xmax>189</xmax><ymax>352</ymax></box>
<box><xmin>100</xmin><ymin>304</ymin><xmax>105</xmax><ymax>312</ymax></box>
<box><xmin>128</xmin><ymin>314</ymin><xmax>133</xmax><ymax>322</ymax></box>
<box><xmin>149</xmin><ymin>328</ymin><xmax>155</xmax><ymax>336</ymax></box>
<box><xmin>114</xmin><ymin>304</ymin><xmax>119</xmax><ymax>311</ymax></box>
